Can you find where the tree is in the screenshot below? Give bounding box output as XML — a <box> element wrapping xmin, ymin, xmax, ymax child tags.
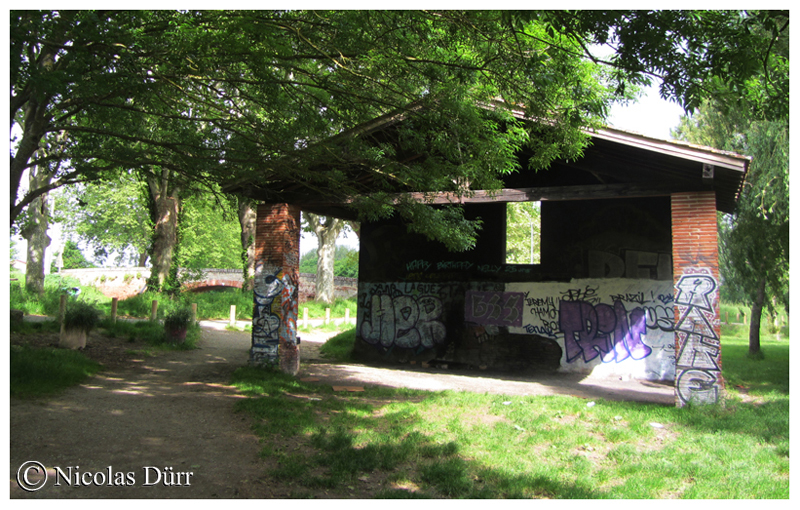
<box><xmin>674</xmin><ymin>107</ymin><xmax>788</xmax><ymax>357</ymax></box>
<box><xmin>334</xmin><ymin>246</ymin><xmax>360</xmax><ymax>279</ymax></box>
<box><xmin>8</xmin><ymin>10</ymin><xmax>614</xmax><ymax>245</ymax></box>
<box><xmin>505</xmin><ymin>202</ymin><xmax>541</xmax><ymax>264</ymax></box>
<box><xmin>11</xmin><ymin>10</ymin><xmax>788</xmax><ymax>255</ymax></box>
<box><xmin>56</xmin><ymin>239</ymin><xmax>95</xmax><ymax>269</ymax></box>
<box><xmin>237</xmin><ymin>198</ymin><xmax>258</xmax><ymax>291</ymax></box>
<box><xmin>299</xmin><ymin>245</ymin><xmax>359</xmax><ymax>279</ymax></box>
<box><xmin>18</xmin><ymin>159</ymin><xmax>52</xmax><ymax>295</ymax></box>
<box><xmin>303</xmin><ymin>213</ymin><xmax>346</xmax><ymax>305</ymax></box>
<box><xmin>540</xmin><ymin>10</ymin><xmax>789</xmax><ymax>122</ymax></box>
<box><xmin>58</xmin><ymin>173</ymin><xmax>152</xmax><ymax>266</ymax></box>
<box><xmin>175</xmin><ymin>193</ymin><xmax>242</xmax><ymax>270</ymax></box>
<box><xmin>669</xmin><ymin>10</ymin><xmax>788</xmax><ymax>357</ymax></box>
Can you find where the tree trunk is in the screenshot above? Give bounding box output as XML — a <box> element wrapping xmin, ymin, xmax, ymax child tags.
<box><xmin>146</xmin><ymin>169</ymin><xmax>181</xmax><ymax>291</ymax></box>
<box><xmin>21</xmin><ymin>193</ymin><xmax>51</xmax><ymax>296</ymax></box>
<box><xmin>305</xmin><ymin>213</ymin><xmax>343</xmax><ymax>305</ymax></box>
<box><xmin>238</xmin><ymin>199</ymin><xmax>257</xmax><ymax>291</ymax></box>
<box><xmin>749</xmin><ymin>276</ymin><xmax>767</xmax><ymax>357</ymax></box>
<box><xmin>20</xmin><ymin>165</ymin><xmax>53</xmax><ymax>295</ymax></box>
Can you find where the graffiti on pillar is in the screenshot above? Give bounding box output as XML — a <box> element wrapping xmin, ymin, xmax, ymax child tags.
<box><xmin>250</xmin><ymin>264</ymin><xmax>298</xmax><ymax>364</ymax></box>
<box><xmin>358</xmin><ymin>282</ymin><xmax>455</xmax><ymax>349</ymax></box>
<box><xmin>674</xmin><ymin>269</ymin><xmax>721</xmax><ymax>406</ymax></box>
<box><xmin>464</xmin><ymin>290</ymin><xmax>524</xmax><ymax>327</ymax></box>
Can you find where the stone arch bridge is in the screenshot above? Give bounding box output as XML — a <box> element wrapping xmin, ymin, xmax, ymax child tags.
<box><xmin>58</xmin><ymin>268</ymin><xmax>244</xmax><ymax>300</ymax></box>
<box><xmin>58</xmin><ymin>267</ymin><xmax>357</xmax><ymax>301</ymax></box>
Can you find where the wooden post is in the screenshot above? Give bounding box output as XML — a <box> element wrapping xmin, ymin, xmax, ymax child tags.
<box><xmin>303</xmin><ymin>308</ymin><xmax>308</xmax><ymax>328</ymax></box>
<box><xmin>191</xmin><ymin>303</ymin><xmax>198</xmax><ymax>324</ymax></box>
<box><xmin>59</xmin><ymin>294</ymin><xmax>67</xmax><ymax>324</ymax></box>
<box><xmin>111</xmin><ymin>298</ymin><xmax>119</xmax><ymax>324</ymax></box>
<box><xmin>743</xmin><ymin>312</ymin><xmax>748</xmax><ymax>325</ymax></box>
<box><xmin>725</xmin><ymin>311</ymin><xmax>729</xmax><ymax>324</ymax></box>
<box><xmin>230</xmin><ymin>305</ymin><xmax>236</xmax><ymax>326</ymax></box>
<box><xmin>151</xmin><ymin>300</ymin><xmax>158</xmax><ymax>321</ymax></box>
<box><xmin>345</xmin><ymin>308</ymin><xmax>350</xmax><ymax>324</ymax></box>
<box><xmin>325</xmin><ymin>308</ymin><xmax>331</xmax><ymax>324</ymax></box>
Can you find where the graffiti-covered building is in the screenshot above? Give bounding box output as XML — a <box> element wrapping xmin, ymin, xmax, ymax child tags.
<box><xmin>234</xmin><ymin>110</ymin><xmax>749</xmax><ymax>407</ymax></box>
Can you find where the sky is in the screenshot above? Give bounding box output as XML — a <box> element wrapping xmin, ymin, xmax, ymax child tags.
<box><xmin>303</xmin><ymin>84</ymin><xmax>688</xmax><ymax>254</ymax></box>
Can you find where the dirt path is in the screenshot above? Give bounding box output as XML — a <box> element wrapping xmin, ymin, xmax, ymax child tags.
<box><xmin>9</xmin><ymin>325</ymin><xmax>267</xmax><ymax>498</ymax></box>
<box><xmin>9</xmin><ymin>322</ymin><xmax>675</xmax><ymax>498</ymax></box>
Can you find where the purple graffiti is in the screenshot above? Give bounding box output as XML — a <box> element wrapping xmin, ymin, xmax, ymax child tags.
<box><xmin>559</xmin><ymin>299</ymin><xmax>652</xmax><ymax>364</ymax></box>
<box><xmin>465</xmin><ymin>291</ymin><xmax>524</xmax><ymax>327</ymax></box>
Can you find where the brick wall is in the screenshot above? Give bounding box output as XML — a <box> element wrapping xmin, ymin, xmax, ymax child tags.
<box><xmin>250</xmin><ymin>204</ymin><xmax>302</xmax><ymax>374</ymax></box>
<box><xmin>671</xmin><ymin>191</ymin><xmax>723</xmax><ymax>406</ymax></box>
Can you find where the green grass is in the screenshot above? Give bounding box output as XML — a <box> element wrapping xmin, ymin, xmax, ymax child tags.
<box><xmin>9</xmin><ymin>320</ymin><xmax>201</xmax><ymax>399</ymax></box>
<box><xmin>231</xmin><ymin>327</ymin><xmax>789</xmax><ymax>498</ymax></box>
<box><xmin>10</xmin><ymin>273</ymin><xmax>358</xmax><ymax>323</ymax></box>
<box><xmin>99</xmin><ymin>318</ymin><xmax>202</xmax><ymax>350</ymax></box>
<box><xmin>318</xmin><ymin>328</ymin><xmax>356</xmax><ymax>362</ymax></box>
<box><xmin>299</xmin><ymin>298</ymin><xmax>357</xmax><ymax>321</ymax></box>
<box><xmin>10</xmin><ymin>344</ymin><xmax>102</xmax><ymax>398</ymax></box>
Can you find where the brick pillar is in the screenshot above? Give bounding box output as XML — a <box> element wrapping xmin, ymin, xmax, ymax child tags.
<box><xmin>671</xmin><ymin>191</ymin><xmax>723</xmax><ymax>406</ymax></box>
<box><xmin>249</xmin><ymin>203</ymin><xmax>301</xmax><ymax>375</ymax></box>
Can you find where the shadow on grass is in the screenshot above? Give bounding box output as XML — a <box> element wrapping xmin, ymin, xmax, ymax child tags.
<box><xmin>231</xmin><ymin>365</ymin><xmax>610</xmax><ymax>498</ymax></box>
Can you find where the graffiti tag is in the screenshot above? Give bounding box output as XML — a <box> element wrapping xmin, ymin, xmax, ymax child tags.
<box><xmin>674</xmin><ymin>271</ymin><xmax>721</xmax><ymax>406</ymax></box>
<box><xmin>559</xmin><ymin>299</ymin><xmax>651</xmax><ymax>364</ymax></box>
<box><xmin>464</xmin><ymin>291</ymin><xmax>524</xmax><ymax>327</ymax></box>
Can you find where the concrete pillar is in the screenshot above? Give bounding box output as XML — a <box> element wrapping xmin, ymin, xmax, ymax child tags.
<box><xmin>671</xmin><ymin>191</ymin><xmax>723</xmax><ymax>406</ymax></box>
<box><xmin>249</xmin><ymin>203</ymin><xmax>301</xmax><ymax>374</ymax></box>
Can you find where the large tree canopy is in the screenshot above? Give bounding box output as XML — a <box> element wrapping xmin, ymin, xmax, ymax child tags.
<box><xmin>10</xmin><ymin>10</ymin><xmax>788</xmax><ymax>251</ymax></box>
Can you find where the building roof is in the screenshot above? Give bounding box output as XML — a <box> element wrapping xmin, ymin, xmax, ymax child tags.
<box><xmin>232</xmin><ymin>105</ymin><xmax>750</xmax><ymax>217</ymax></box>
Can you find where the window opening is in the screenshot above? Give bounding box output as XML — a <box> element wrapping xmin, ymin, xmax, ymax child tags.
<box><xmin>505</xmin><ymin>201</ymin><xmax>541</xmax><ymax>264</ymax></box>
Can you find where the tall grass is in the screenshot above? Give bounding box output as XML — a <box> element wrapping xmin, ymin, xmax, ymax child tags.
<box><xmin>232</xmin><ymin>325</ymin><xmax>789</xmax><ymax>499</ymax></box>
<box><xmin>10</xmin><ymin>271</ymin><xmax>357</xmax><ymax>323</ymax></box>
<box><xmin>9</xmin><ymin>272</ymin><xmax>109</xmax><ymax>316</ymax></box>
<box><xmin>318</xmin><ymin>328</ymin><xmax>356</xmax><ymax>361</ymax></box>
<box><xmin>10</xmin><ymin>344</ymin><xmax>102</xmax><ymax>398</ymax></box>
<box><xmin>299</xmin><ymin>298</ymin><xmax>358</xmax><ymax>320</ymax></box>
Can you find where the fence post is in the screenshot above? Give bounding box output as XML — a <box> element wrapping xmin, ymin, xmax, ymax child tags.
<box><xmin>743</xmin><ymin>312</ymin><xmax>748</xmax><ymax>325</ymax></box>
<box><xmin>325</xmin><ymin>308</ymin><xmax>331</xmax><ymax>325</ymax></box>
<box><xmin>230</xmin><ymin>305</ymin><xmax>236</xmax><ymax>327</ymax></box>
<box><xmin>59</xmin><ymin>294</ymin><xmax>67</xmax><ymax>324</ymax></box>
<box><xmin>191</xmin><ymin>303</ymin><xmax>198</xmax><ymax>324</ymax></box>
<box><xmin>345</xmin><ymin>308</ymin><xmax>350</xmax><ymax>324</ymax></box>
<box><xmin>303</xmin><ymin>308</ymin><xmax>308</xmax><ymax>328</ymax></box>
<box><xmin>151</xmin><ymin>300</ymin><xmax>158</xmax><ymax>321</ymax></box>
<box><xmin>111</xmin><ymin>298</ymin><xmax>118</xmax><ymax>324</ymax></box>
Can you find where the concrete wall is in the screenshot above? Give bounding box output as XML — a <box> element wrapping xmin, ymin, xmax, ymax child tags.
<box><xmin>354</xmin><ymin>197</ymin><xmax>681</xmax><ymax>381</ymax></box>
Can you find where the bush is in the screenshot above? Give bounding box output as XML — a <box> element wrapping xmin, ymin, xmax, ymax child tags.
<box><xmin>164</xmin><ymin>307</ymin><xmax>194</xmax><ymax>330</ymax></box>
<box><xmin>63</xmin><ymin>301</ymin><xmax>102</xmax><ymax>333</ymax></box>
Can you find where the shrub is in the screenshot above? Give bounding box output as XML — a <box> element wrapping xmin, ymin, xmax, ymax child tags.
<box><xmin>164</xmin><ymin>307</ymin><xmax>194</xmax><ymax>330</ymax></box>
<box><xmin>62</xmin><ymin>301</ymin><xmax>102</xmax><ymax>333</ymax></box>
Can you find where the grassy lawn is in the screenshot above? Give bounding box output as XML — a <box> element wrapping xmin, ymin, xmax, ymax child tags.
<box><xmin>10</xmin><ymin>318</ymin><xmax>202</xmax><ymax>398</ymax></box>
<box><xmin>231</xmin><ymin>325</ymin><xmax>789</xmax><ymax>498</ymax></box>
<box><xmin>10</xmin><ymin>343</ymin><xmax>103</xmax><ymax>398</ymax></box>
